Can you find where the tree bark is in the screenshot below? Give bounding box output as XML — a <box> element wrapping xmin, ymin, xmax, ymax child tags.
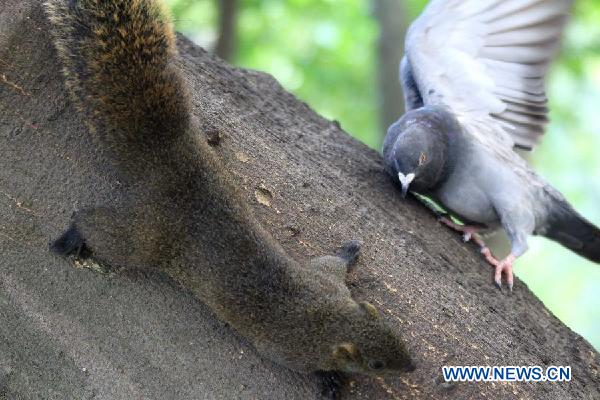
<box><xmin>0</xmin><ymin>2</ymin><xmax>598</xmax><ymax>399</ymax></box>
<box><xmin>373</xmin><ymin>0</ymin><xmax>408</xmax><ymax>146</ymax></box>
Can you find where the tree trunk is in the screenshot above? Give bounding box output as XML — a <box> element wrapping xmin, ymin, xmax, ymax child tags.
<box><xmin>373</xmin><ymin>0</ymin><xmax>408</xmax><ymax>146</ymax></box>
<box><xmin>214</xmin><ymin>0</ymin><xmax>238</xmax><ymax>61</ymax></box>
<box><xmin>0</xmin><ymin>2</ymin><xmax>598</xmax><ymax>399</ymax></box>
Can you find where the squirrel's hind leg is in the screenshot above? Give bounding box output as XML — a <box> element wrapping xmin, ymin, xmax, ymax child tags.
<box><xmin>50</xmin><ymin>224</ymin><xmax>90</xmax><ymax>258</ymax></box>
<box><xmin>49</xmin><ymin>206</ymin><xmax>166</xmax><ymax>270</ymax></box>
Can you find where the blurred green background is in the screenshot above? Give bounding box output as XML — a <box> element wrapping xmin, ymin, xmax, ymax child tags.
<box><xmin>166</xmin><ymin>0</ymin><xmax>600</xmax><ymax>350</ymax></box>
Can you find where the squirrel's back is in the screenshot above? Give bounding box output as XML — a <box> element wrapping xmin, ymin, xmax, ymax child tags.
<box><xmin>46</xmin><ymin>0</ymin><xmax>415</xmax><ymax>384</ymax></box>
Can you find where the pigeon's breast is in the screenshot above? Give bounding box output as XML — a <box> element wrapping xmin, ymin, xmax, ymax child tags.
<box><xmin>431</xmin><ymin>167</ymin><xmax>500</xmax><ymax>227</ymax></box>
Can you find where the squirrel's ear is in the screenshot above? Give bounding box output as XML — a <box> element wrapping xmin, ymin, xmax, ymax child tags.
<box><xmin>331</xmin><ymin>342</ymin><xmax>360</xmax><ymax>363</ymax></box>
<box><xmin>358</xmin><ymin>301</ymin><xmax>380</xmax><ymax>319</ymax></box>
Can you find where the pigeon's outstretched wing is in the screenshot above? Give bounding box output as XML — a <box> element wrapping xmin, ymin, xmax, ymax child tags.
<box><xmin>400</xmin><ymin>56</ymin><xmax>424</xmax><ymax>111</ymax></box>
<box><xmin>404</xmin><ymin>0</ymin><xmax>572</xmax><ymax>152</ymax></box>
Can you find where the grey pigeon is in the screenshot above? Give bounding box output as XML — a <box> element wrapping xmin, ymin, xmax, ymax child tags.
<box><xmin>383</xmin><ymin>0</ymin><xmax>600</xmax><ymax>290</ymax></box>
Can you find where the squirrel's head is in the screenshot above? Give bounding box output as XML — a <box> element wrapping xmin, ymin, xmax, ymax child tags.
<box><xmin>323</xmin><ymin>302</ymin><xmax>415</xmax><ymax>375</ymax></box>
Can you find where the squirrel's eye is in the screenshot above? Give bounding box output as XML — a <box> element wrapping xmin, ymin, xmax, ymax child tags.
<box><xmin>368</xmin><ymin>360</ymin><xmax>385</xmax><ymax>370</ymax></box>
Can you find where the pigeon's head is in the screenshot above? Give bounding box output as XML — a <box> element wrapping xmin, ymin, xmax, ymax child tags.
<box><xmin>383</xmin><ymin>107</ymin><xmax>456</xmax><ymax>197</ymax></box>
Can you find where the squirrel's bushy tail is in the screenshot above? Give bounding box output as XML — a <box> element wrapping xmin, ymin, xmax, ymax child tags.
<box><xmin>45</xmin><ymin>0</ymin><xmax>189</xmax><ymax>154</ymax></box>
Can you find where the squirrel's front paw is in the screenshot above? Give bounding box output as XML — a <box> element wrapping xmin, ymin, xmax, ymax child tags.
<box><xmin>336</xmin><ymin>240</ymin><xmax>362</xmax><ymax>266</ymax></box>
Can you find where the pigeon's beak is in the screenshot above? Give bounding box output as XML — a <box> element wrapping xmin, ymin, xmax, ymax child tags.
<box><xmin>398</xmin><ymin>172</ymin><xmax>415</xmax><ymax>198</ymax></box>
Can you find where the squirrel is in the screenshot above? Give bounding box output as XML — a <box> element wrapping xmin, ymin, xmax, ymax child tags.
<box><xmin>44</xmin><ymin>0</ymin><xmax>415</xmax><ymax>389</ymax></box>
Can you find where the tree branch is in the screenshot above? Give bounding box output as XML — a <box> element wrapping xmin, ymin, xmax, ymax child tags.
<box><xmin>0</xmin><ymin>2</ymin><xmax>598</xmax><ymax>399</ymax></box>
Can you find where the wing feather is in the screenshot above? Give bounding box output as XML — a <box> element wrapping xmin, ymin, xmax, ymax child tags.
<box><xmin>404</xmin><ymin>0</ymin><xmax>572</xmax><ymax>153</ymax></box>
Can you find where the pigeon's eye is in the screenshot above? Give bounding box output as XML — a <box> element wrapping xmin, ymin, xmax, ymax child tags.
<box><xmin>368</xmin><ymin>360</ymin><xmax>385</xmax><ymax>370</ymax></box>
<box><xmin>418</xmin><ymin>152</ymin><xmax>427</xmax><ymax>166</ymax></box>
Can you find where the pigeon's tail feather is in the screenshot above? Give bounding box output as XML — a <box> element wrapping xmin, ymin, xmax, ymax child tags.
<box><xmin>543</xmin><ymin>203</ymin><xmax>600</xmax><ymax>263</ymax></box>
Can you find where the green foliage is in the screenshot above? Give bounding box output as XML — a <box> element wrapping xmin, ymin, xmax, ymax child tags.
<box><xmin>235</xmin><ymin>0</ymin><xmax>378</xmax><ymax>146</ymax></box>
<box><xmin>166</xmin><ymin>0</ymin><xmax>379</xmax><ymax>147</ymax></box>
<box><xmin>166</xmin><ymin>0</ymin><xmax>600</xmax><ymax>350</ymax></box>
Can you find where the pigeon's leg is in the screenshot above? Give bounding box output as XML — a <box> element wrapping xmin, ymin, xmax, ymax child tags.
<box><xmin>495</xmin><ymin>205</ymin><xmax>533</xmax><ymax>291</ymax></box>
<box><xmin>437</xmin><ymin>216</ymin><xmax>500</xmax><ymax>266</ymax></box>
<box><xmin>494</xmin><ymin>254</ymin><xmax>516</xmax><ymax>291</ymax></box>
<box><xmin>480</xmin><ymin>247</ymin><xmax>500</xmax><ymax>268</ymax></box>
<box><xmin>439</xmin><ymin>217</ymin><xmax>479</xmax><ymax>243</ymax></box>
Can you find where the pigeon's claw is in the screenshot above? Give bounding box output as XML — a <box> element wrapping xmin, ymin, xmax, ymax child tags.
<box><xmin>438</xmin><ymin>217</ymin><xmax>517</xmax><ymax>290</ymax></box>
<box><xmin>494</xmin><ymin>254</ymin><xmax>516</xmax><ymax>291</ymax></box>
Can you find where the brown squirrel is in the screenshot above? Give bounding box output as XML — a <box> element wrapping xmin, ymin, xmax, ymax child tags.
<box><xmin>44</xmin><ymin>0</ymin><xmax>414</xmax><ymax>393</ymax></box>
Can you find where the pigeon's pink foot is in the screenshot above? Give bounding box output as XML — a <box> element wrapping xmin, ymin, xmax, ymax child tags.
<box><xmin>438</xmin><ymin>216</ymin><xmax>480</xmax><ymax>242</ymax></box>
<box><xmin>494</xmin><ymin>254</ymin><xmax>516</xmax><ymax>291</ymax></box>
<box><xmin>438</xmin><ymin>216</ymin><xmax>499</xmax><ymax>264</ymax></box>
<box><xmin>438</xmin><ymin>216</ymin><xmax>514</xmax><ymax>290</ymax></box>
<box><xmin>438</xmin><ymin>217</ymin><xmax>493</xmax><ymax>252</ymax></box>
<box><xmin>480</xmin><ymin>247</ymin><xmax>500</xmax><ymax>267</ymax></box>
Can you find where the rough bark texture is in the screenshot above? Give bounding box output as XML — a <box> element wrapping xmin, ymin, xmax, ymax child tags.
<box><xmin>0</xmin><ymin>2</ymin><xmax>598</xmax><ymax>399</ymax></box>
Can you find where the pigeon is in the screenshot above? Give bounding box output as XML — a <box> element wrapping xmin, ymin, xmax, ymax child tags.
<box><xmin>383</xmin><ymin>0</ymin><xmax>600</xmax><ymax>290</ymax></box>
